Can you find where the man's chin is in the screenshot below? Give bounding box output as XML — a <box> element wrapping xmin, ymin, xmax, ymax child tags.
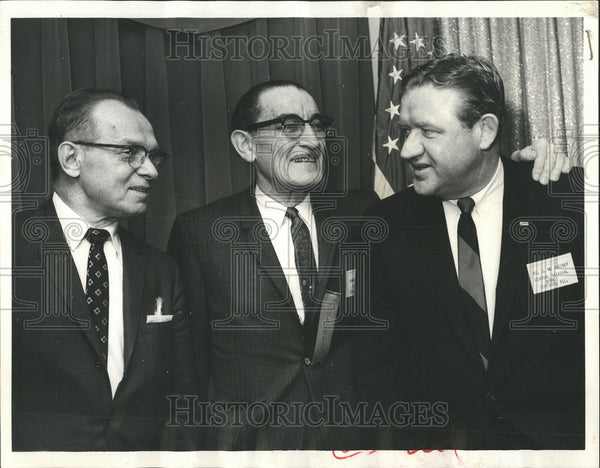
<box><xmin>277</xmin><ymin>171</ymin><xmax>325</xmax><ymax>193</ymax></box>
<box><xmin>412</xmin><ymin>181</ymin><xmax>436</xmax><ymax>197</ymax></box>
<box><xmin>122</xmin><ymin>204</ymin><xmax>148</xmax><ymax>217</ymax></box>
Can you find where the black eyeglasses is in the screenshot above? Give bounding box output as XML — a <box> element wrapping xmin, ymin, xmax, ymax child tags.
<box><xmin>243</xmin><ymin>114</ymin><xmax>334</xmax><ymax>138</ymax></box>
<box><xmin>71</xmin><ymin>141</ymin><xmax>170</xmax><ymax>170</ymax></box>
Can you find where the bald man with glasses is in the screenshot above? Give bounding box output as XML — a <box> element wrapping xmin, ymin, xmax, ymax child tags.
<box><xmin>12</xmin><ymin>89</ymin><xmax>199</xmax><ymax>451</ymax></box>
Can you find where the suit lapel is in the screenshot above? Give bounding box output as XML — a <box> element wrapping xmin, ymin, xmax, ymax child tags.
<box><xmin>237</xmin><ymin>191</ymin><xmax>290</xmax><ymax>303</ymax></box>
<box><xmin>37</xmin><ymin>201</ymin><xmax>105</xmax><ymax>360</ymax></box>
<box><xmin>417</xmin><ymin>196</ymin><xmax>485</xmax><ymax>368</ymax></box>
<box><xmin>309</xmin><ymin>202</ymin><xmax>338</xmax><ymax>331</ymax></box>
<box><xmin>121</xmin><ymin>231</ymin><xmax>146</xmax><ymax>373</ymax></box>
<box><xmin>490</xmin><ymin>161</ymin><xmax>529</xmax><ymax>352</ymax></box>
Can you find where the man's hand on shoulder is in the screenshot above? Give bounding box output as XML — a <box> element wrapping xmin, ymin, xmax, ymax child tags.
<box><xmin>510</xmin><ymin>138</ymin><xmax>572</xmax><ymax>185</ymax></box>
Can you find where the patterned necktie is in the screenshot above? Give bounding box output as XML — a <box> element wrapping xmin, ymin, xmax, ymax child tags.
<box><xmin>285</xmin><ymin>207</ymin><xmax>316</xmax><ymax>324</ymax></box>
<box><xmin>85</xmin><ymin>228</ymin><xmax>110</xmax><ymax>362</ymax></box>
<box><xmin>457</xmin><ymin>197</ymin><xmax>491</xmax><ymax>369</ymax></box>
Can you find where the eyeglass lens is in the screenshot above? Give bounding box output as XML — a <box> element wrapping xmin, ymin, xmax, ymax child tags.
<box><xmin>129</xmin><ymin>145</ymin><xmax>168</xmax><ymax>168</ymax></box>
<box><xmin>281</xmin><ymin>115</ymin><xmax>330</xmax><ymax>137</ymax></box>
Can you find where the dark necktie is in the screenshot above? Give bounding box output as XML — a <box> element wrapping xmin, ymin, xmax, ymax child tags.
<box><xmin>85</xmin><ymin>228</ymin><xmax>110</xmax><ymax>362</ymax></box>
<box><xmin>457</xmin><ymin>197</ymin><xmax>491</xmax><ymax>369</ymax></box>
<box><xmin>285</xmin><ymin>207</ymin><xmax>316</xmax><ymax>324</ymax></box>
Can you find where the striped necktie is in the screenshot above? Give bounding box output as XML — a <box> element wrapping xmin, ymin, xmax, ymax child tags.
<box><xmin>457</xmin><ymin>197</ymin><xmax>491</xmax><ymax>369</ymax></box>
<box><xmin>285</xmin><ymin>207</ymin><xmax>316</xmax><ymax>325</ymax></box>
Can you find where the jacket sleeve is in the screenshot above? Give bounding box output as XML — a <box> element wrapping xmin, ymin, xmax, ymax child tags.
<box><xmin>167</xmin><ymin>216</ymin><xmax>212</xmax><ymax>448</ymax></box>
<box><xmin>160</xmin><ymin>255</ymin><xmax>202</xmax><ymax>450</ymax></box>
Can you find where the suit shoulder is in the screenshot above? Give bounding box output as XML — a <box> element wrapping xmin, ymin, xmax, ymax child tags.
<box><xmin>175</xmin><ymin>190</ymin><xmax>250</xmax><ymax>225</ymax></box>
<box><xmin>503</xmin><ymin>158</ymin><xmax>584</xmax><ymax>211</ymax></box>
<box><xmin>120</xmin><ymin>230</ymin><xmax>178</xmax><ymax>268</ymax></box>
<box><xmin>13</xmin><ymin>199</ymin><xmax>54</xmax><ymax>225</ymax></box>
<box><xmin>324</xmin><ymin>189</ymin><xmax>379</xmax><ymax>216</ymax></box>
<box><xmin>365</xmin><ymin>186</ymin><xmax>418</xmax><ymax>219</ymax></box>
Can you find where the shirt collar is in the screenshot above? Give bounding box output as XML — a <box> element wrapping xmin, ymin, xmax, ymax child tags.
<box><xmin>445</xmin><ymin>158</ymin><xmax>504</xmax><ymax>214</ymax></box>
<box><xmin>52</xmin><ymin>192</ymin><xmax>121</xmax><ymax>255</ymax></box>
<box><xmin>254</xmin><ymin>186</ymin><xmax>313</xmax><ymax>229</ymax></box>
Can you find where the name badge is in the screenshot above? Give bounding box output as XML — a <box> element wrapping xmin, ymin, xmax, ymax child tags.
<box><xmin>345</xmin><ymin>269</ymin><xmax>356</xmax><ymax>298</ymax></box>
<box><xmin>311</xmin><ymin>291</ymin><xmax>341</xmax><ymax>364</ymax></box>
<box><xmin>526</xmin><ymin>252</ymin><xmax>578</xmax><ymax>294</ymax></box>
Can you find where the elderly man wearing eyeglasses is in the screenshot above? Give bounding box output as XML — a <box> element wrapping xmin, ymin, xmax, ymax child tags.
<box><xmin>168</xmin><ymin>80</ymin><xmax>377</xmax><ymax>450</ymax></box>
<box><xmin>12</xmin><ymin>89</ymin><xmax>199</xmax><ymax>451</ymax></box>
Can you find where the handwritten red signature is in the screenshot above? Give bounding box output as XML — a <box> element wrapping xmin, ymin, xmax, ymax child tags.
<box><xmin>332</xmin><ymin>450</ymin><xmax>378</xmax><ymax>460</ymax></box>
<box><xmin>332</xmin><ymin>449</ymin><xmax>460</xmax><ymax>460</ymax></box>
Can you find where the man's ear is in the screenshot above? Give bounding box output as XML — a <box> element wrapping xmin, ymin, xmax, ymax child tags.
<box><xmin>477</xmin><ymin>113</ymin><xmax>499</xmax><ymax>151</ymax></box>
<box><xmin>231</xmin><ymin>130</ymin><xmax>255</xmax><ymax>163</ymax></box>
<box><xmin>57</xmin><ymin>142</ymin><xmax>82</xmax><ymax>178</ymax></box>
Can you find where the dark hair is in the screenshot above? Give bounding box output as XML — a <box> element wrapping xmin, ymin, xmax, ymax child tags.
<box><xmin>48</xmin><ymin>88</ymin><xmax>140</xmax><ymax>177</ymax></box>
<box><xmin>401</xmin><ymin>54</ymin><xmax>505</xmax><ymax>140</ymax></box>
<box><xmin>231</xmin><ymin>80</ymin><xmax>310</xmax><ymax>132</ymax></box>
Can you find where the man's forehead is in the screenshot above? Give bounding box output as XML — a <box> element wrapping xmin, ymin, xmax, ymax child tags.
<box><xmin>258</xmin><ymin>86</ymin><xmax>319</xmax><ymax>120</ymax></box>
<box><xmin>400</xmin><ymin>84</ymin><xmax>462</xmax><ymax>118</ymax></box>
<box><xmin>91</xmin><ymin>100</ymin><xmax>155</xmax><ymax>142</ymax></box>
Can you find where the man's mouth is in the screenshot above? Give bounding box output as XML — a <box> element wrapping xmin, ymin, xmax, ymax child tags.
<box><xmin>129</xmin><ymin>186</ymin><xmax>150</xmax><ymax>194</ymax></box>
<box><xmin>411</xmin><ymin>162</ymin><xmax>431</xmax><ymax>171</ymax></box>
<box><xmin>291</xmin><ymin>154</ymin><xmax>317</xmax><ymax>163</ymax></box>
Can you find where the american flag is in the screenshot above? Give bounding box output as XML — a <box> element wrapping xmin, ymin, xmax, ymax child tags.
<box><xmin>373</xmin><ymin>18</ymin><xmax>441</xmax><ymax>198</ymax></box>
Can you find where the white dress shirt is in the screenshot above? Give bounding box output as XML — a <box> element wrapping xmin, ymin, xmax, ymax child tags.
<box><xmin>53</xmin><ymin>193</ymin><xmax>124</xmax><ymax>396</ymax></box>
<box><xmin>254</xmin><ymin>187</ymin><xmax>319</xmax><ymax>324</ymax></box>
<box><xmin>442</xmin><ymin>159</ymin><xmax>504</xmax><ymax>337</ymax></box>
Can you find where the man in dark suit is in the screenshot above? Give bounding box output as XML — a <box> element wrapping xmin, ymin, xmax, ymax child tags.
<box><xmin>357</xmin><ymin>54</ymin><xmax>585</xmax><ymax>450</ymax></box>
<box><xmin>168</xmin><ymin>80</ymin><xmax>378</xmax><ymax>449</ymax></box>
<box><xmin>12</xmin><ymin>89</ymin><xmax>199</xmax><ymax>451</ymax></box>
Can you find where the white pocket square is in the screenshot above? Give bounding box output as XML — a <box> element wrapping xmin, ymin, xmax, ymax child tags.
<box><xmin>146</xmin><ymin>314</ymin><xmax>173</xmax><ymax>324</ymax></box>
<box><xmin>146</xmin><ymin>296</ymin><xmax>173</xmax><ymax>323</ymax></box>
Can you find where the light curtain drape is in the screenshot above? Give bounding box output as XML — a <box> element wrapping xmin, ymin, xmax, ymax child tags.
<box><xmin>12</xmin><ymin>18</ymin><xmax>375</xmax><ymax>250</ymax></box>
<box><xmin>439</xmin><ymin>17</ymin><xmax>584</xmax><ymax>156</ymax></box>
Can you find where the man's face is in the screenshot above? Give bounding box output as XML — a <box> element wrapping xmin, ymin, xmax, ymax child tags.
<box><xmin>399</xmin><ymin>84</ymin><xmax>483</xmax><ymax>200</ymax></box>
<box><xmin>251</xmin><ymin>87</ymin><xmax>326</xmax><ymax>195</ymax></box>
<box><xmin>75</xmin><ymin>100</ymin><xmax>159</xmax><ymax>219</ymax></box>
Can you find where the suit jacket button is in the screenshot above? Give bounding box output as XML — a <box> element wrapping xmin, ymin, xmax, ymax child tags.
<box><xmin>95</xmin><ymin>360</ymin><xmax>103</xmax><ymax>369</ymax></box>
<box><xmin>304</xmin><ymin>357</ymin><xmax>312</xmax><ymax>366</ymax></box>
<box><xmin>486</xmin><ymin>392</ymin><xmax>496</xmax><ymax>401</ymax></box>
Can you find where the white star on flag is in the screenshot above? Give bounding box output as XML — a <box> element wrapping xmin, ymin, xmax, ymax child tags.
<box><xmin>389</xmin><ymin>32</ymin><xmax>406</xmax><ymax>50</ymax></box>
<box><xmin>388</xmin><ymin>65</ymin><xmax>403</xmax><ymax>84</ymax></box>
<box><xmin>410</xmin><ymin>32</ymin><xmax>425</xmax><ymax>50</ymax></box>
<box><xmin>385</xmin><ymin>101</ymin><xmax>400</xmax><ymax>119</ymax></box>
<box><xmin>383</xmin><ymin>136</ymin><xmax>399</xmax><ymax>154</ymax></box>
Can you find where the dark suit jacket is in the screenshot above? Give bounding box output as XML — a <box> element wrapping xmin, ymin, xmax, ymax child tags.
<box><xmin>12</xmin><ymin>200</ymin><xmax>199</xmax><ymax>451</ymax></box>
<box><xmin>168</xmin><ymin>189</ymin><xmax>377</xmax><ymax>449</ymax></box>
<box><xmin>356</xmin><ymin>160</ymin><xmax>585</xmax><ymax>450</ymax></box>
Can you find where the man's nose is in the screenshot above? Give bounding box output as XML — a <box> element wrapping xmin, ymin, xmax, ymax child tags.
<box><xmin>300</xmin><ymin>123</ymin><xmax>324</xmax><ymax>146</ymax></box>
<box><xmin>302</xmin><ymin>122</ymin><xmax>322</xmax><ymax>140</ymax></box>
<box><xmin>400</xmin><ymin>129</ymin><xmax>423</xmax><ymax>160</ymax></box>
<box><xmin>137</xmin><ymin>156</ymin><xmax>159</xmax><ymax>180</ymax></box>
